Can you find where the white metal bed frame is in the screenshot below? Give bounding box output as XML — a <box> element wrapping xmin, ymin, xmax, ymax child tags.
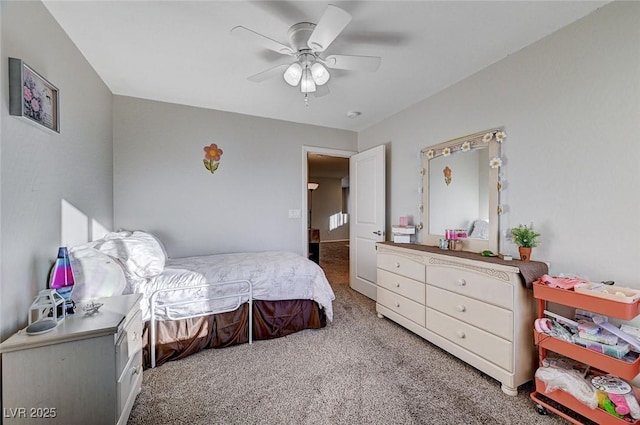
<box><xmin>149</xmin><ymin>279</ymin><xmax>253</xmax><ymax>368</ymax></box>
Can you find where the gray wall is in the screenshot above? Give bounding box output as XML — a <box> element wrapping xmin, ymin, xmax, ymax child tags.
<box><xmin>113</xmin><ymin>96</ymin><xmax>356</xmax><ymax>258</ymax></box>
<box><xmin>1</xmin><ymin>2</ymin><xmax>113</xmax><ymax>340</ymax></box>
<box><xmin>359</xmin><ymin>1</ymin><xmax>640</xmax><ymax>285</ymax></box>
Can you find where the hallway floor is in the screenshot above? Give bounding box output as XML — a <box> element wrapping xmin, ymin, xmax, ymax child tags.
<box><xmin>319</xmin><ymin>241</ymin><xmax>349</xmax><ymax>286</ymax></box>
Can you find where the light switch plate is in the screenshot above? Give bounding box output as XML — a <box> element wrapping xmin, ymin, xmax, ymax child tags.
<box><xmin>288</xmin><ymin>209</ymin><xmax>301</xmax><ymax>219</ymax></box>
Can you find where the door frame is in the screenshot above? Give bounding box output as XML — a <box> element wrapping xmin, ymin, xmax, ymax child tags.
<box><xmin>301</xmin><ymin>146</ymin><xmax>356</xmax><ymax>257</ymax></box>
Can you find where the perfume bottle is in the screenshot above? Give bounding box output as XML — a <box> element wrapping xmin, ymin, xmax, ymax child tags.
<box><xmin>49</xmin><ymin>247</ymin><xmax>75</xmax><ymax>311</ymax></box>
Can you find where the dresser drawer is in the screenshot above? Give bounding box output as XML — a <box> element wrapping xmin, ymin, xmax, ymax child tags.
<box><xmin>426</xmin><ymin>285</ymin><xmax>513</xmax><ymax>340</ymax></box>
<box><xmin>427</xmin><ymin>308</ymin><xmax>513</xmax><ymax>372</ymax></box>
<box><xmin>427</xmin><ymin>265</ymin><xmax>513</xmax><ymax>309</ymax></box>
<box><xmin>378</xmin><ymin>269</ymin><xmax>425</xmax><ymax>304</ymax></box>
<box><xmin>378</xmin><ymin>253</ymin><xmax>425</xmax><ymax>282</ymax></box>
<box><xmin>377</xmin><ymin>287</ymin><xmax>425</xmax><ymax>326</ymax></box>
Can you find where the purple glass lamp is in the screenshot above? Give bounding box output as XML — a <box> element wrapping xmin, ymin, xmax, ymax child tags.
<box><xmin>49</xmin><ymin>247</ymin><xmax>75</xmax><ymax>311</ymax></box>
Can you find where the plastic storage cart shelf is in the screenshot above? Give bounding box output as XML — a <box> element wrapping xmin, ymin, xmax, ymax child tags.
<box><xmin>531</xmin><ymin>283</ymin><xmax>640</xmax><ymax>425</ymax></box>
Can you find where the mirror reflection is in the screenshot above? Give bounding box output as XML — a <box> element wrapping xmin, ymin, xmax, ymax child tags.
<box><xmin>429</xmin><ymin>148</ymin><xmax>489</xmax><ymax>239</ymax></box>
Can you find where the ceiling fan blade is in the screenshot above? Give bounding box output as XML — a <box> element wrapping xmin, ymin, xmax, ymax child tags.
<box><xmin>323</xmin><ymin>54</ymin><xmax>381</xmax><ymax>72</ymax></box>
<box><xmin>231</xmin><ymin>26</ymin><xmax>295</xmax><ymax>55</ymax></box>
<box><xmin>314</xmin><ymin>84</ymin><xmax>330</xmax><ymax>98</ymax></box>
<box><xmin>307</xmin><ymin>5</ymin><xmax>352</xmax><ymax>53</ymax></box>
<box><xmin>247</xmin><ymin>63</ymin><xmax>291</xmax><ymax>83</ymax></box>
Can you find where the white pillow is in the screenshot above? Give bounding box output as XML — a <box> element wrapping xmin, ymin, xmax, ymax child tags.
<box><xmin>92</xmin><ymin>231</ymin><xmax>166</xmax><ymax>278</ymax></box>
<box><xmin>468</xmin><ymin>219</ymin><xmax>489</xmax><ymax>240</ymax></box>
<box><xmin>68</xmin><ymin>247</ymin><xmax>127</xmax><ymax>301</ymax></box>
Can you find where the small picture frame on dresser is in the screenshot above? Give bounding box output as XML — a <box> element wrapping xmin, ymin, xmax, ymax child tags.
<box><xmin>8</xmin><ymin>57</ymin><xmax>60</xmax><ymax>133</ymax></box>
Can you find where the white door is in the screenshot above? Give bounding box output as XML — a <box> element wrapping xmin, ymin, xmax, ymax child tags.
<box><xmin>349</xmin><ymin>145</ymin><xmax>385</xmax><ymax>300</ymax></box>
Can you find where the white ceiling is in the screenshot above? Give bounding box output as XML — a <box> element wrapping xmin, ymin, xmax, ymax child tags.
<box><xmin>42</xmin><ymin>1</ymin><xmax>608</xmax><ymax>132</ymax></box>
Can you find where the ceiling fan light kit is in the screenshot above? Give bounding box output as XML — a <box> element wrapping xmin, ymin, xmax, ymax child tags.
<box><xmin>232</xmin><ymin>5</ymin><xmax>381</xmax><ymax>105</ymax></box>
<box><xmin>300</xmin><ymin>68</ymin><xmax>317</xmax><ymax>94</ymax></box>
<box><xmin>283</xmin><ymin>55</ymin><xmax>330</xmax><ymax>92</ymax></box>
<box><xmin>310</xmin><ymin>62</ymin><xmax>330</xmax><ymax>85</ymax></box>
<box><xmin>284</xmin><ymin>63</ymin><xmax>302</xmax><ymax>86</ymax></box>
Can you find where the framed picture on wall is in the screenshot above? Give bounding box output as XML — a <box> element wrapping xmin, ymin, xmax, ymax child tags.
<box><xmin>9</xmin><ymin>57</ymin><xmax>60</xmax><ymax>133</ymax></box>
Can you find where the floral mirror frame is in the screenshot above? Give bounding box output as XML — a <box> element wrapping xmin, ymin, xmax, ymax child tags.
<box><xmin>421</xmin><ymin>128</ymin><xmax>505</xmax><ymax>253</ymax></box>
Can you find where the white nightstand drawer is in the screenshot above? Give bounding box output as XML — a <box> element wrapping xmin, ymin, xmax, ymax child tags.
<box><xmin>116</xmin><ymin>309</ymin><xmax>142</xmax><ymax>381</ymax></box>
<box><xmin>427</xmin><ymin>308</ymin><xmax>513</xmax><ymax>372</ymax></box>
<box><xmin>426</xmin><ymin>285</ymin><xmax>513</xmax><ymax>340</ymax></box>
<box><xmin>377</xmin><ymin>287</ymin><xmax>425</xmax><ymax>326</ymax></box>
<box><xmin>378</xmin><ymin>269</ymin><xmax>425</xmax><ymax>304</ymax></box>
<box><xmin>377</xmin><ymin>253</ymin><xmax>425</xmax><ymax>282</ymax></box>
<box><xmin>427</xmin><ymin>265</ymin><xmax>513</xmax><ymax>309</ymax></box>
<box><xmin>117</xmin><ymin>350</ymin><xmax>142</xmax><ymax>415</ymax></box>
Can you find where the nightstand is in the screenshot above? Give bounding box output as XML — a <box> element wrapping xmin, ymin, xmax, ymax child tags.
<box><xmin>1</xmin><ymin>293</ymin><xmax>143</xmax><ymax>425</ymax></box>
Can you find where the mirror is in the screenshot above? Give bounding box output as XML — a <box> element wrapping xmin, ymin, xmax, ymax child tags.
<box><xmin>421</xmin><ymin>128</ymin><xmax>502</xmax><ymax>253</ymax></box>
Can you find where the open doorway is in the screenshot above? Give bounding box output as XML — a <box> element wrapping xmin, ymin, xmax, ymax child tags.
<box><xmin>304</xmin><ymin>148</ymin><xmax>353</xmax><ymax>286</ymax></box>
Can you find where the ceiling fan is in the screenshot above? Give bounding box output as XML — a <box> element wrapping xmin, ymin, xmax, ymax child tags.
<box><xmin>231</xmin><ymin>4</ymin><xmax>382</xmax><ymax>104</ymax></box>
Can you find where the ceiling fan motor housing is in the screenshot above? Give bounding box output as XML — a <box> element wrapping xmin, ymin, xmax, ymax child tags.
<box><xmin>288</xmin><ymin>22</ymin><xmax>317</xmax><ymax>52</ymax></box>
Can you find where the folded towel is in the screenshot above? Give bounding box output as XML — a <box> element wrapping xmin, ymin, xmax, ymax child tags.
<box><xmin>535</xmin><ymin>274</ymin><xmax>587</xmax><ymax>290</ymax></box>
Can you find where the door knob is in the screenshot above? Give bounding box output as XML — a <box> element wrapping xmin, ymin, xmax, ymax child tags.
<box><xmin>373</xmin><ymin>230</ymin><xmax>382</xmax><ymax>236</ymax></box>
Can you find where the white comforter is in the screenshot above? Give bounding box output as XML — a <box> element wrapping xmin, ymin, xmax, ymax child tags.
<box><xmin>126</xmin><ymin>251</ymin><xmax>335</xmax><ymax>322</ymax></box>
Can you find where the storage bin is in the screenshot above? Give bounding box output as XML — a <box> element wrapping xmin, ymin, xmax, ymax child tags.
<box><xmin>573</xmin><ymin>336</ymin><xmax>630</xmax><ymax>359</ymax></box>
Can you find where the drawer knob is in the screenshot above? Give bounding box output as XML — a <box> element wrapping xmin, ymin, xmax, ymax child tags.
<box><xmin>395</xmin><ymin>262</ymin><xmax>400</xmax><ymax>268</ymax></box>
<box><xmin>457</xmin><ymin>278</ymin><xmax>467</xmax><ymax>286</ymax></box>
<box><xmin>132</xmin><ymin>365</ymin><xmax>141</xmax><ymax>376</ymax></box>
<box><xmin>395</xmin><ymin>302</ymin><xmax>400</xmax><ymax>308</ymax></box>
<box><xmin>456</xmin><ymin>305</ymin><xmax>466</xmax><ymax>312</ymax></box>
<box><xmin>456</xmin><ymin>331</ymin><xmax>466</xmax><ymax>339</ymax></box>
<box><xmin>395</xmin><ymin>282</ymin><xmax>400</xmax><ymax>288</ymax></box>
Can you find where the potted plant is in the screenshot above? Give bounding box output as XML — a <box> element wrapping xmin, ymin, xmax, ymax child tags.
<box><xmin>511</xmin><ymin>223</ymin><xmax>541</xmax><ymax>262</ymax></box>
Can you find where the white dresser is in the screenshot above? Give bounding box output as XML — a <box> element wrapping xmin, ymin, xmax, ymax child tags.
<box><xmin>376</xmin><ymin>243</ymin><xmax>538</xmax><ymax>395</ymax></box>
<box><xmin>1</xmin><ymin>294</ymin><xmax>143</xmax><ymax>425</ymax></box>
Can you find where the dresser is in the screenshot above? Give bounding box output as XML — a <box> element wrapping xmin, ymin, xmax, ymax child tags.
<box><xmin>1</xmin><ymin>294</ymin><xmax>143</xmax><ymax>425</ymax></box>
<box><xmin>376</xmin><ymin>243</ymin><xmax>540</xmax><ymax>396</ymax></box>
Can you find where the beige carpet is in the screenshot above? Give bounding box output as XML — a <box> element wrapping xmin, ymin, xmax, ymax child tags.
<box><xmin>320</xmin><ymin>241</ymin><xmax>350</xmax><ymax>284</ymax></box>
<box><xmin>127</xmin><ymin>243</ymin><xmax>573</xmax><ymax>425</ymax></box>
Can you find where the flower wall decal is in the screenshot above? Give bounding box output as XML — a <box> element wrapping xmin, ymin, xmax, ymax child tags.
<box><xmin>426</xmin><ymin>149</ymin><xmax>435</xmax><ymax>159</ymax></box>
<box><xmin>203</xmin><ymin>143</ymin><xmax>223</xmax><ymax>174</ymax></box>
<box><xmin>489</xmin><ymin>157</ymin><xmax>503</xmax><ymax>169</ymax></box>
<box><xmin>482</xmin><ymin>132</ymin><xmax>493</xmax><ymax>143</ymax></box>
<box><xmin>461</xmin><ymin>141</ymin><xmax>471</xmax><ymax>152</ymax></box>
<box><xmin>443</xmin><ymin>166</ymin><xmax>452</xmax><ymax>186</ymax></box>
<box><xmin>495</xmin><ymin>131</ymin><xmax>507</xmax><ymax>143</ymax></box>
<box><xmin>442</xmin><ymin>147</ymin><xmax>452</xmax><ymax>157</ymax></box>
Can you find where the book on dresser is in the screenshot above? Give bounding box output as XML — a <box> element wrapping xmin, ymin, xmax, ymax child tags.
<box><xmin>392</xmin><ymin>225</ymin><xmax>416</xmax><ymax>243</ymax></box>
<box><xmin>391</xmin><ymin>225</ymin><xmax>416</xmax><ymax>234</ymax></box>
<box><xmin>393</xmin><ymin>234</ymin><xmax>412</xmax><ymax>243</ymax></box>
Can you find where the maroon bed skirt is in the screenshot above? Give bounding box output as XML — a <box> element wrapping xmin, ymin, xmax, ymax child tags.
<box><xmin>142</xmin><ymin>299</ymin><xmax>327</xmax><ymax>368</ymax></box>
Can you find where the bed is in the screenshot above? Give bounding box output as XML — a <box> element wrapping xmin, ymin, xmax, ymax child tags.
<box><xmin>68</xmin><ymin>231</ymin><xmax>335</xmax><ymax>368</ymax></box>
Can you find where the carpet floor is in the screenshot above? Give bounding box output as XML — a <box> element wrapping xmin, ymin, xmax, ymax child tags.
<box><xmin>128</xmin><ymin>242</ymin><xmax>573</xmax><ymax>424</ymax></box>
